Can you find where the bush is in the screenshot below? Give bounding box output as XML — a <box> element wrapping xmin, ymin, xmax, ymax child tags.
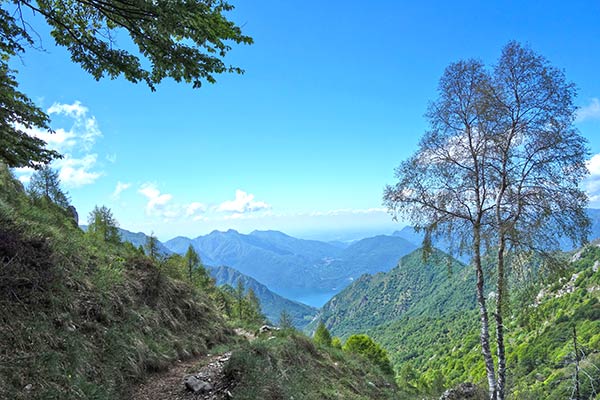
<box><xmin>343</xmin><ymin>334</ymin><xmax>394</xmax><ymax>375</ymax></box>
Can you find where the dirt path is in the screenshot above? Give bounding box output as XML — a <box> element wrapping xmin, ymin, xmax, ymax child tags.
<box><xmin>130</xmin><ymin>329</ymin><xmax>257</xmax><ymax>400</ymax></box>
<box><xmin>130</xmin><ymin>352</ymin><xmax>235</xmax><ymax>400</ymax></box>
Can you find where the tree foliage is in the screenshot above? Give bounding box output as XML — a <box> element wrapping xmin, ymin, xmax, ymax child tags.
<box><xmin>28</xmin><ymin>165</ymin><xmax>70</xmax><ymax>208</ymax></box>
<box><xmin>278</xmin><ymin>310</ymin><xmax>294</xmax><ymax>330</ymax></box>
<box><xmin>0</xmin><ymin>0</ymin><xmax>252</xmax><ymax>169</ymax></box>
<box><xmin>313</xmin><ymin>321</ymin><xmax>332</xmax><ymax>347</ymax></box>
<box><xmin>144</xmin><ymin>232</ymin><xmax>159</xmax><ymax>260</ymax></box>
<box><xmin>184</xmin><ymin>244</ymin><xmax>200</xmax><ymax>282</ymax></box>
<box><xmin>10</xmin><ymin>0</ymin><xmax>252</xmax><ymax>90</ymax></box>
<box><xmin>0</xmin><ymin>62</ymin><xmax>61</xmax><ymax>168</ymax></box>
<box><xmin>87</xmin><ymin>205</ymin><xmax>120</xmax><ymax>244</ymax></box>
<box><xmin>244</xmin><ymin>287</ymin><xmax>262</xmax><ymax>322</ymax></box>
<box><xmin>343</xmin><ymin>334</ymin><xmax>394</xmax><ymax>376</ymax></box>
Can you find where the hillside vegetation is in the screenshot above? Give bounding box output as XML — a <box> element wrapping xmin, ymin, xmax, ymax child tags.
<box><xmin>0</xmin><ymin>165</ymin><xmax>233</xmax><ymax>399</ymax></box>
<box><xmin>114</xmin><ymin>228</ymin><xmax>318</xmax><ymax>328</ymax></box>
<box><xmin>0</xmin><ymin>164</ymin><xmax>397</xmax><ymax>399</ymax></box>
<box><xmin>224</xmin><ymin>332</ymin><xmax>399</xmax><ymax>400</ymax></box>
<box><xmin>308</xmin><ymin>249</ymin><xmax>474</xmax><ymax>337</ymax></box>
<box><xmin>316</xmin><ymin>241</ymin><xmax>600</xmax><ymax>399</ymax></box>
<box><xmin>209</xmin><ymin>265</ymin><xmax>317</xmax><ymax>328</ymax></box>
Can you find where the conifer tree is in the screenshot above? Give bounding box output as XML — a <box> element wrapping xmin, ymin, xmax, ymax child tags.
<box><xmin>313</xmin><ymin>322</ymin><xmax>332</xmax><ymax>347</ymax></box>
<box><xmin>279</xmin><ymin>310</ymin><xmax>294</xmax><ymax>331</ymax></box>
<box><xmin>28</xmin><ymin>165</ymin><xmax>70</xmax><ymax>208</ymax></box>
<box><xmin>87</xmin><ymin>205</ymin><xmax>120</xmax><ymax>244</ymax></box>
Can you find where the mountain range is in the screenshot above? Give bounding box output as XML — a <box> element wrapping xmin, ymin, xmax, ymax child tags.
<box><xmin>163</xmin><ymin>229</ymin><xmax>417</xmax><ymax>304</ymax></box>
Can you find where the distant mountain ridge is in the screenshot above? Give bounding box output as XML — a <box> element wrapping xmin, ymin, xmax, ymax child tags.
<box><xmin>164</xmin><ymin>229</ymin><xmax>417</xmax><ymax>304</ymax></box>
<box><xmin>393</xmin><ymin>208</ymin><xmax>600</xmax><ymax>254</ymax></box>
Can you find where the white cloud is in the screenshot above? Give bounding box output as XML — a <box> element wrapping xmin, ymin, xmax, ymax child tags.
<box><xmin>48</xmin><ymin>101</ymin><xmax>88</xmax><ymax>118</ymax></box>
<box><xmin>138</xmin><ymin>183</ymin><xmax>174</xmax><ymax>217</ymax></box>
<box><xmin>308</xmin><ymin>207</ymin><xmax>387</xmax><ymax>217</ymax></box>
<box><xmin>576</xmin><ymin>98</ymin><xmax>600</xmax><ymax>123</ymax></box>
<box><xmin>14</xmin><ymin>101</ymin><xmax>105</xmax><ymax>188</ymax></box>
<box><xmin>186</xmin><ymin>202</ymin><xmax>207</xmax><ymax>217</ymax></box>
<box><xmin>14</xmin><ymin>166</ymin><xmax>35</xmax><ymax>184</ymax></box>
<box><xmin>55</xmin><ymin>154</ymin><xmax>102</xmax><ymax>187</ymax></box>
<box><xmin>585</xmin><ymin>153</ymin><xmax>600</xmax><ymax>205</ymax></box>
<box><xmin>137</xmin><ymin>183</ymin><xmax>208</xmax><ymax>221</ymax></box>
<box><xmin>112</xmin><ymin>181</ymin><xmax>131</xmax><ymax>199</ymax></box>
<box><xmin>20</xmin><ymin>126</ymin><xmax>77</xmax><ymax>152</ymax></box>
<box><xmin>217</xmin><ymin>190</ymin><xmax>271</xmax><ymax>213</ymax></box>
<box><xmin>587</xmin><ymin>153</ymin><xmax>600</xmax><ymax>176</ymax></box>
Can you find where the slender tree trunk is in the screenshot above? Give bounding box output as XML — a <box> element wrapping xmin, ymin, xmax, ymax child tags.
<box><xmin>495</xmin><ymin>233</ymin><xmax>507</xmax><ymax>400</ymax></box>
<box><xmin>573</xmin><ymin>325</ymin><xmax>580</xmax><ymax>400</ymax></box>
<box><xmin>474</xmin><ymin>226</ymin><xmax>497</xmax><ymax>400</ymax></box>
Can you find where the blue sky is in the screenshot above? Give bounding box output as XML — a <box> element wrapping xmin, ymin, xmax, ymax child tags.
<box><xmin>11</xmin><ymin>0</ymin><xmax>600</xmax><ymax>241</ymax></box>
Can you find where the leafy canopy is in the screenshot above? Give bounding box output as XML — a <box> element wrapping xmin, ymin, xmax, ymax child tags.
<box><xmin>343</xmin><ymin>334</ymin><xmax>394</xmax><ymax>376</ymax></box>
<box><xmin>0</xmin><ymin>0</ymin><xmax>252</xmax><ymax>168</ymax></box>
<box><xmin>28</xmin><ymin>165</ymin><xmax>70</xmax><ymax>208</ymax></box>
<box><xmin>87</xmin><ymin>205</ymin><xmax>120</xmax><ymax>244</ymax></box>
<box><xmin>10</xmin><ymin>0</ymin><xmax>253</xmax><ymax>90</ymax></box>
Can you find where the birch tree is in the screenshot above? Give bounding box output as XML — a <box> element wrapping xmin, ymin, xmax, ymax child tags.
<box><xmin>486</xmin><ymin>42</ymin><xmax>589</xmax><ymax>400</ymax></box>
<box><xmin>384</xmin><ymin>42</ymin><xmax>589</xmax><ymax>400</ymax></box>
<box><xmin>384</xmin><ymin>58</ymin><xmax>499</xmax><ymax>397</ymax></box>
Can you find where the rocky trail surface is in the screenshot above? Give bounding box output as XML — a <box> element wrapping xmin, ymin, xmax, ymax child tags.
<box><xmin>130</xmin><ymin>352</ymin><xmax>235</xmax><ymax>400</ymax></box>
<box><xmin>130</xmin><ymin>329</ymin><xmax>258</xmax><ymax>400</ymax></box>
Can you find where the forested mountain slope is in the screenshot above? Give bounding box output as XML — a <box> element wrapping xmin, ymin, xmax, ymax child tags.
<box><xmin>209</xmin><ymin>265</ymin><xmax>317</xmax><ymax>328</ymax></box>
<box><xmin>307</xmin><ymin>248</ymin><xmax>474</xmax><ymax>337</ymax></box>
<box><xmin>312</xmin><ymin>237</ymin><xmax>600</xmax><ymax>399</ymax></box>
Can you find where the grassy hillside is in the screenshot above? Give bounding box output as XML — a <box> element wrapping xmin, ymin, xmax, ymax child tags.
<box><xmin>113</xmin><ymin>230</ymin><xmax>318</xmax><ymax>329</ymax></box>
<box><xmin>0</xmin><ymin>164</ymin><xmax>397</xmax><ymax>400</ymax></box>
<box><xmin>224</xmin><ymin>332</ymin><xmax>399</xmax><ymax>400</ymax></box>
<box><xmin>0</xmin><ymin>166</ymin><xmax>237</xmax><ymax>399</ymax></box>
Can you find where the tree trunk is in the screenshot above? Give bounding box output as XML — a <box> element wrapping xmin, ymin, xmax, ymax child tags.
<box><xmin>573</xmin><ymin>325</ymin><xmax>580</xmax><ymax>400</ymax></box>
<box><xmin>495</xmin><ymin>234</ymin><xmax>507</xmax><ymax>400</ymax></box>
<box><xmin>474</xmin><ymin>226</ymin><xmax>497</xmax><ymax>400</ymax></box>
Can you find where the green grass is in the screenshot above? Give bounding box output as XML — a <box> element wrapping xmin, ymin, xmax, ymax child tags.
<box><xmin>223</xmin><ymin>332</ymin><xmax>399</xmax><ymax>400</ymax></box>
<box><xmin>0</xmin><ymin>165</ymin><xmax>232</xmax><ymax>399</ymax></box>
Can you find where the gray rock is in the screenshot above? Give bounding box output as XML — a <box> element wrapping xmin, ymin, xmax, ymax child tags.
<box><xmin>184</xmin><ymin>375</ymin><xmax>213</xmax><ymax>393</ymax></box>
<box><xmin>439</xmin><ymin>383</ymin><xmax>486</xmax><ymax>400</ymax></box>
<box><xmin>259</xmin><ymin>325</ymin><xmax>280</xmax><ymax>334</ymax></box>
<box><xmin>67</xmin><ymin>205</ymin><xmax>79</xmax><ymax>225</ymax></box>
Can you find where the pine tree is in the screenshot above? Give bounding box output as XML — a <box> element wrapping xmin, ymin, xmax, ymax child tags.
<box><xmin>145</xmin><ymin>232</ymin><xmax>159</xmax><ymax>261</ymax></box>
<box><xmin>184</xmin><ymin>245</ymin><xmax>200</xmax><ymax>282</ymax></box>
